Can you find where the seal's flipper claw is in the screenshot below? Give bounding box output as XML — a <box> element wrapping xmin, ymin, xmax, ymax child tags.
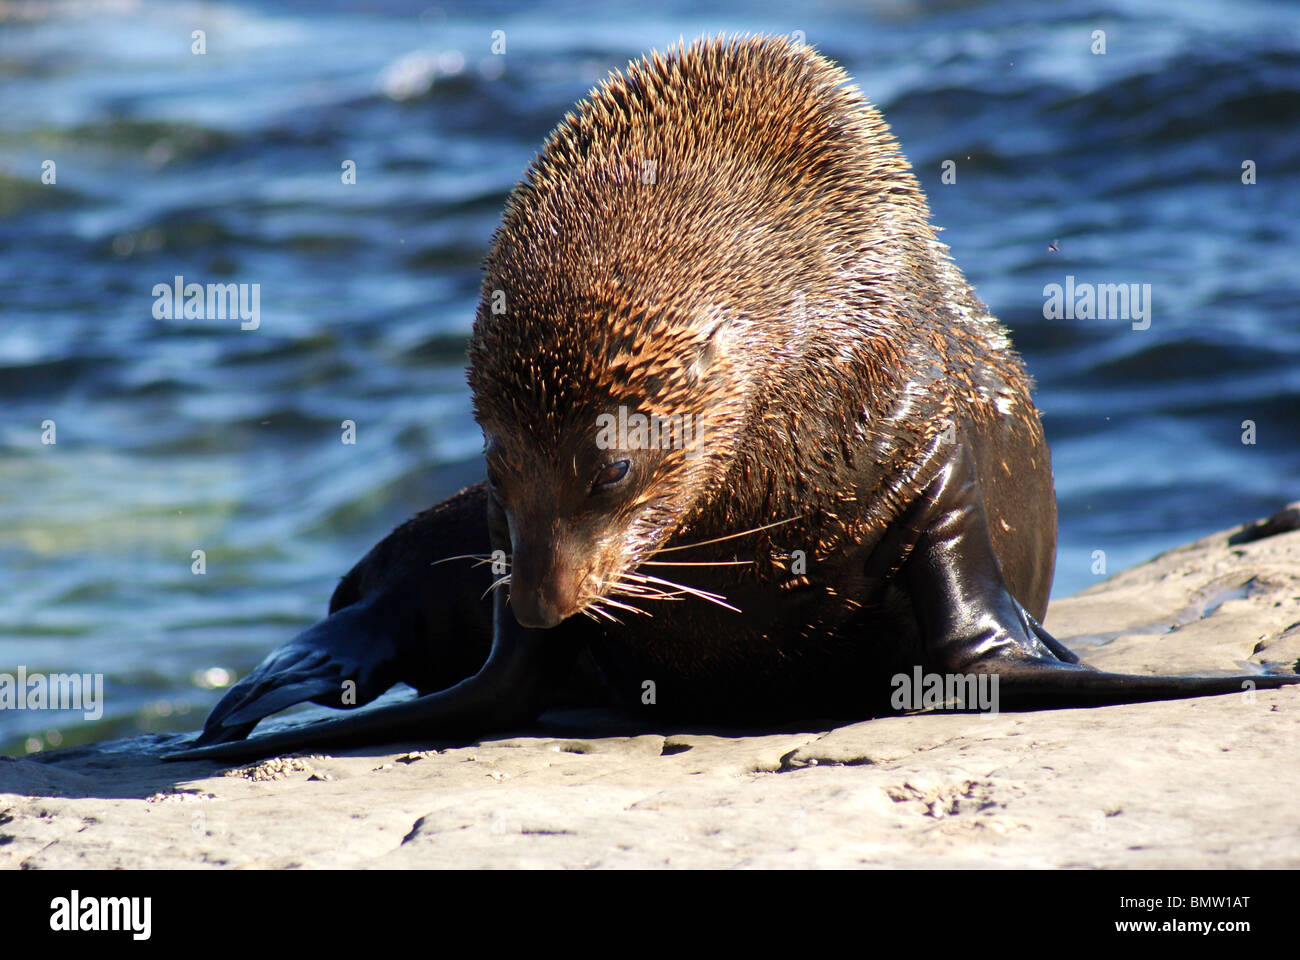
<box><xmin>1020</xmin><ymin>608</ymin><xmax>1081</xmax><ymax>665</ymax></box>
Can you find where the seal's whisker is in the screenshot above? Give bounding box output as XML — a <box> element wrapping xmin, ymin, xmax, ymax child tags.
<box><xmin>617</xmin><ymin>570</ymin><xmax>726</xmax><ymax>598</ymax></box>
<box><xmin>639</xmin><ymin>559</ymin><xmax>752</xmax><ymax>567</ymax></box>
<box><xmin>598</xmin><ymin>595</ymin><xmax>652</xmax><ymax>618</ymax></box>
<box><xmin>649</xmin><ymin>516</ymin><xmax>800</xmax><ymax>554</ymax></box>
<box><xmin>612</xmin><ymin>586</ymin><xmax>683</xmax><ymax>600</ymax></box>
<box><xmin>615</xmin><ymin>571</ymin><xmax>742</xmax><ymax>614</ymax></box>
<box><xmin>611</xmin><ymin>581</ymin><xmax>686</xmax><ymax>599</ymax></box>
<box><xmin>480</xmin><ymin>575</ymin><xmax>512</xmax><ymax>600</ymax></box>
<box><xmin>612</xmin><ymin>574</ymin><xmax>702</xmax><ymax>598</ymax></box>
<box><xmin>608</xmin><ymin>575</ymin><xmax>689</xmax><ymax>600</ymax></box>
<box><xmin>584</xmin><ymin>601</ymin><xmax>623</xmax><ymax>625</ymax></box>
<box><xmin>583</xmin><ymin>578</ymin><xmax>656</xmax><ymax>619</ymax></box>
<box><xmin>431</xmin><ymin>552</ymin><xmax>499</xmax><ymax>566</ymax></box>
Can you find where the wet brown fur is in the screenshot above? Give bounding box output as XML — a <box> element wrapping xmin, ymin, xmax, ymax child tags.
<box><xmin>466</xmin><ymin>34</ymin><xmax>1056</xmax><ymax>715</ymax></box>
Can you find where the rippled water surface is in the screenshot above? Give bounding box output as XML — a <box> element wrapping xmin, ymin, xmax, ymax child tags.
<box><xmin>2</xmin><ymin>0</ymin><xmax>1298</xmax><ymax>752</ymax></box>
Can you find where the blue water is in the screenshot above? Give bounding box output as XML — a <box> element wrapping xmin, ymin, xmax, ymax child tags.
<box><xmin>2</xmin><ymin>0</ymin><xmax>1298</xmax><ymax>753</ymax></box>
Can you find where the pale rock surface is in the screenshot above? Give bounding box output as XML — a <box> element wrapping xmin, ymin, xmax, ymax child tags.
<box><xmin>3</xmin><ymin>508</ymin><xmax>1298</xmax><ymax>869</ymax></box>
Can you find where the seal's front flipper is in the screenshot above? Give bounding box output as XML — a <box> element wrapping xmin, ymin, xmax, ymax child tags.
<box><xmin>900</xmin><ymin>443</ymin><xmax>1298</xmax><ymax>704</ymax></box>
<box><xmin>165</xmin><ymin>589</ymin><xmax>584</xmax><ymax>764</ymax></box>
<box><xmin>191</xmin><ymin>484</ymin><xmax>497</xmax><ymax>746</ymax></box>
<box><xmin>193</xmin><ymin>599</ymin><xmax>423</xmax><ymax>746</ymax></box>
<box><xmin>900</xmin><ymin>443</ymin><xmax>1068</xmax><ymax>672</ymax></box>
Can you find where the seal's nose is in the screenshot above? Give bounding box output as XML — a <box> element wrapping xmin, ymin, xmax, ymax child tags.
<box><xmin>507</xmin><ymin>532</ymin><xmax>579</xmax><ymax>629</ymax></box>
<box><xmin>510</xmin><ymin>586</ymin><xmax>567</xmax><ymax>629</ymax></box>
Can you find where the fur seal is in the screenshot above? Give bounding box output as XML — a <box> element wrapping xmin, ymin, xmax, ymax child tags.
<box><xmin>167</xmin><ymin>35</ymin><xmax>1296</xmax><ymax>763</ymax></box>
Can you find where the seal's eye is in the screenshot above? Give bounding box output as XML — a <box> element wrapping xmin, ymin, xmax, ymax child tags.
<box><xmin>591</xmin><ymin>459</ymin><xmax>630</xmax><ymax>491</ymax></box>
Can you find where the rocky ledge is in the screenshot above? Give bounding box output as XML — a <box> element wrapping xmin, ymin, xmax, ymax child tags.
<box><xmin>3</xmin><ymin>506</ymin><xmax>1299</xmax><ymax>869</ymax></box>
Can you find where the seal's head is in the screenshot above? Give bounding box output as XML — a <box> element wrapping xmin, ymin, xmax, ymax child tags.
<box><xmin>467</xmin><ymin>34</ymin><xmax>933</xmax><ymax>629</ymax></box>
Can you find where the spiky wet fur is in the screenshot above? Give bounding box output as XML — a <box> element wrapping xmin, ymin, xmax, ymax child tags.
<box><xmin>467</xmin><ymin>34</ymin><xmax>1048</xmax><ymax>623</ymax></box>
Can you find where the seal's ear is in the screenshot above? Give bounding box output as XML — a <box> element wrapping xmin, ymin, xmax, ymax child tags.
<box><xmin>688</xmin><ymin>316</ymin><xmax>738</xmax><ymax>383</ymax></box>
